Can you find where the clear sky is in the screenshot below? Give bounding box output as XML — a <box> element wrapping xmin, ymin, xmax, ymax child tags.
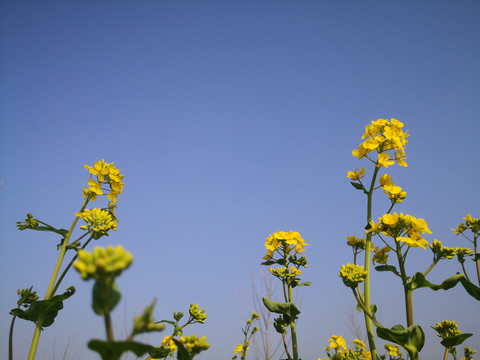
<box><xmin>1</xmin><ymin>1</ymin><xmax>479</xmax><ymax>359</ymax></box>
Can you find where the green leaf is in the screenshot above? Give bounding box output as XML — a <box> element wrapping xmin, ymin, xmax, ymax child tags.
<box><xmin>149</xmin><ymin>347</ymin><xmax>171</xmax><ymax>358</ymax></box>
<box><xmin>440</xmin><ymin>333</ymin><xmax>473</xmax><ymax>348</ymax></box>
<box><xmin>172</xmin><ymin>338</ymin><xmax>191</xmax><ymax>360</ymax></box>
<box><xmin>297</xmin><ymin>281</ymin><xmax>312</xmax><ymax>287</ymax></box>
<box><xmin>88</xmin><ymin>339</ymin><xmax>154</xmax><ymax>360</ymax></box>
<box><xmin>10</xmin><ymin>286</ymin><xmax>75</xmax><ymax>329</ymax></box>
<box><xmin>410</xmin><ymin>272</ymin><xmax>464</xmax><ymax>291</ymax></box>
<box><xmin>375</xmin><ymin>265</ymin><xmax>401</xmax><ymax>277</ymax></box>
<box><xmin>260</xmin><ymin>260</ymin><xmax>276</xmax><ymax>266</ymax></box>
<box><xmin>30</xmin><ymin>225</ymin><xmax>69</xmax><ymax>237</ymax></box>
<box><xmin>459</xmin><ymin>276</ymin><xmax>480</xmax><ymax>300</ymax></box>
<box><xmin>262</xmin><ymin>297</ymin><xmax>300</xmax><ymax>320</ymax></box>
<box><xmin>411</xmin><ymin>272</ymin><xmax>480</xmax><ymax>301</ymax></box>
<box><xmin>375</xmin><ymin>323</ymin><xmax>425</xmax><ymax>359</ymax></box>
<box><xmin>92</xmin><ymin>281</ymin><xmax>121</xmax><ymax>315</ymax></box>
<box><xmin>350</xmin><ymin>181</ymin><xmax>364</xmax><ymax>191</ymax></box>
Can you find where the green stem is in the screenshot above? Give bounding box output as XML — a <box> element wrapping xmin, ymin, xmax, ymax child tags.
<box><xmin>443</xmin><ymin>347</ymin><xmax>449</xmax><ymax>360</ymax></box>
<box><xmin>27</xmin><ymin>197</ymin><xmax>90</xmax><ymax>360</ymax></box>
<box><xmin>52</xmin><ymin>236</ymin><xmax>93</xmax><ymax>295</ymax></box>
<box><xmin>9</xmin><ymin>315</ymin><xmax>16</xmax><ymax>360</ymax></box>
<box><xmin>423</xmin><ymin>259</ymin><xmax>438</xmax><ymax>277</ymax></box>
<box><xmin>474</xmin><ymin>234</ymin><xmax>480</xmax><ymax>287</ymax></box>
<box><xmin>363</xmin><ymin>165</ymin><xmax>380</xmax><ymax>359</ymax></box>
<box><xmin>287</xmin><ymin>285</ymin><xmax>298</xmax><ymax>360</ymax></box>
<box><xmin>395</xmin><ymin>240</ymin><xmax>414</xmax><ymax>327</ymax></box>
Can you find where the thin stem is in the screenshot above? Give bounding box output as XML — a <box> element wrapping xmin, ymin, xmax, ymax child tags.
<box><xmin>52</xmin><ymin>236</ymin><xmax>93</xmax><ymax>295</ymax></box>
<box><xmin>474</xmin><ymin>234</ymin><xmax>480</xmax><ymax>286</ymax></box>
<box><xmin>27</xmin><ymin>197</ymin><xmax>90</xmax><ymax>360</ymax></box>
<box><xmin>461</xmin><ymin>262</ymin><xmax>471</xmax><ymax>282</ymax></box>
<box><xmin>394</xmin><ymin>240</ymin><xmax>415</xmax><ymax>340</ymax></box>
<box><xmin>9</xmin><ymin>315</ymin><xmax>16</xmax><ymax>360</ymax></box>
<box><xmin>423</xmin><ymin>259</ymin><xmax>438</xmax><ymax>277</ymax></box>
<box><xmin>363</xmin><ymin>165</ymin><xmax>380</xmax><ymax>359</ymax></box>
<box><xmin>287</xmin><ymin>285</ymin><xmax>298</xmax><ymax>360</ymax></box>
<box><xmin>443</xmin><ymin>347</ymin><xmax>449</xmax><ymax>360</ymax></box>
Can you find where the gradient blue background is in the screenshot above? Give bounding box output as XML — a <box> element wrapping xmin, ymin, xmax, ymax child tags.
<box><xmin>1</xmin><ymin>1</ymin><xmax>479</xmax><ymax>359</ymax></box>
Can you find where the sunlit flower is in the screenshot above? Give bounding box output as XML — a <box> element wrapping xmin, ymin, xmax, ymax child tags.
<box><xmin>347</xmin><ymin>167</ymin><xmax>366</xmax><ymax>180</ymax></box>
<box><xmin>377</xmin><ymin>153</ymin><xmax>395</xmax><ymax>168</ymax></box>
<box><xmin>74</xmin><ymin>245</ymin><xmax>133</xmax><ymax>280</ymax></box>
<box><xmin>373</xmin><ymin>246</ymin><xmax>391</xmax><ymax>265</ymax></box>
<box><xmin>339</xmin><ymin>264</ymin><xmax>368</xmax><ymax>288</ymax></box>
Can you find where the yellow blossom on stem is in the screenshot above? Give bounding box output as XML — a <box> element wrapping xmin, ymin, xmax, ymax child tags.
<box><xmin>74</xmin><ymin>245</ymin><xmax>133</xmax><ymax>280</ymax></box>
<box><xmin>385</xmin><ymin>343</ymin><xmax>401</xmax><ymax>356</ymax></box>
<box><xmin>347</xmin><ymin>167</ymin><xmax>366</xmax><ymax>180</ymax></box>
<box><xmin>76</xmin><ymin>208</ymin><xmax>118</xmax><ymax>239</ymax></box>
<box><xmin>339</xmin><ymin>264</ymin><xmax>368</xmax><ymax>288</ymax></box>
<box><xmin>372</xmin><ymin>246</ymin><xmax>391</xmax><ymax>265</ymax></box>
<box><xmin>377</xmin><ymin>153</ymin><xmax>395</xmax><ymax>168</ymax></box>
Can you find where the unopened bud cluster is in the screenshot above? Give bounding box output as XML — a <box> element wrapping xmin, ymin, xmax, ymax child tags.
<box><xmin>74</xmin><ymin>245</ymin><xmax>133</xmax><ymax>280</ymax></box>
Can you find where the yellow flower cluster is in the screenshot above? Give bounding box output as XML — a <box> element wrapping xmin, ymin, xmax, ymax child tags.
<box><xmin>379</xmin><ymin>174</ymin><xmax>406</xmax><ymax>204</ymax></box>
<box><xmin>264</xmin><ymin>231</ymin><xmax>308</xmax><ymax>259</ymax></box>
<box><xmin>347</xmin><ymin>167</ymin><xmax>366</xmax><ymax>180</ymax></box>
<box><xmin>352</xmin><ymin>118</ymin><xmax>409</xmax><ymax>168</ymax></box>
<box><xmin>326</xmin><ymin>335</ymin><xmax>347</xmax><ymax>354</ymax></box>
<box><xmin>430</xmin><ymin>239</ymin><xmax>456</xmax><ymax>260</ymax></box>
<box><xmin>339</xmin><ymin>264</ymin><xmax>368</xmax><ymax>288</ymax></box>
<box><xmin>346</xmin><ymin>235</ymin><xmax>366</xmax><ymax>250</ymax></box>
<box><xmin>368</xmin><ymin>213</ymin><xmax>432</xmax><ymax>249</ymax></box>
<box><xmin>319</xmin><ymin>337</ymin><xmax>371</xmax><ymax>360</ymax></box>
<box><xmin>455</xmin><ymin>247</ymin><xmax>473</xmax><ymax>264</ymax></box>
<box><xmin>160</xmin><ymin>335</ymin><xmax>177</xmax><ymax>354</ymax></box>
<box><xmin>74</xmin><ymin>245</ymin><xmax>133</xmax><ymax>280</ymax></box>
<box><xmin>269</xmin><ymin>266</ymin><xmax>302</xmax><ymax>279</ymax></box>
<box><xmin>385</xmin><ymin>343</ymin><xmax>401</xmax><ymax>356</ymax></box>
<box><xmin>75</xmin><ymin>208</ymin><xmax>118</xmax><ymax>239</ymax></box>
<box><xmin>189</xmin><ymin>303</ymin><xmax>207</xmax><ymax>324</ymax></box>
<box><xmin>179</xmin><ymin>335</ymin><xmax>210</xmax><ymax>356</ymax></box>
<box><xmin>452</xmin><ymin>214</ymin><xmax>480</xmax><ymax>235</ymax></box>
<box><xmin>432</xmin><ymin>320</ymin><xmax>462</xmax><ymax>340</ymax></box>
<box><xmin>83</xmin><ymin>159</ymin><xmax>124</xmax><ymax>204</ymax></box>
<box><xmin>372</xmin><ymin>246</ymin><xmax>391</xmax><ymax>265</ymax></box>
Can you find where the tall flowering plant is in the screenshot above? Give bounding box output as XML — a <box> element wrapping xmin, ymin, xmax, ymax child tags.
<box><xmin>260</xmin><ymin>231</ymin><xmax>310</xmax><ymax>360</ymax></box>
<box><xmin>11</xmin><ymin>160</ymin><xmax>124</xmax><ymax>360</ymax></box>
<box><xmin>340</xmin><ymin>119</ymin><xmax>479</xmax><ymax>360</ymax></box>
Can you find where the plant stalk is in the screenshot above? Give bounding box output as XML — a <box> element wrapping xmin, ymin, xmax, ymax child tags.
<box><xmin>27</xmin><ymin>198</ymin><xmax>89</xmax><ymax>360</ymax></box>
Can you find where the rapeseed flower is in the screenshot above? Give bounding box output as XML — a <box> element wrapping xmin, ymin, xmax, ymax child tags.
<box><xmin>347</xmin><ymin>167</ymin><xmax>366</xmax><ymax>180</ymax></box>
<box><xmin>385</xmin><ymin>343</ymin><xmax>401</xmax><ymax>356</ymax></box>
<box><xmin>76</xmin><ymin>208</ymin><xmax>118</xmax><ymax>239</ymax></box>
<box><xmin>74</xmin><ymin>245</ymin><xmax>133</xmax><ymax>280</ymax></box>
<box><xmin>432</xmin><ymin>320</ymin><xmax>461</xmax><ymax>340</ymax></box>
<box><xmin>339</xmin><ymin>264</ymin><xmax>368</xmax><ymax>288</ymax></box>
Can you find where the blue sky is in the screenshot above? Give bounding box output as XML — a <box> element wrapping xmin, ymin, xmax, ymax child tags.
<box><xmin>1</xmin><ymin>1</ymin><xmax>479</xmax><ymax>359</ymax></box>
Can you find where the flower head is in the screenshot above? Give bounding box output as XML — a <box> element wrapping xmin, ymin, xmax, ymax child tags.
<box><xmin>180</xmin><ymin>335</ymin><xmax>209</xmax><ymax>357</ymax></box>
<box><xmin>432</xmin><ymin>320</ymin><xmax>461</xmax><ymax>340</ymax></box>
<box><xmin>83</xmin><ymin>159</ymin><xmax>124</xmax><ymax>205</ymax></box>
<box><xmin>347</xmin><ymin>167</ymin><xmax>366</xmax><ymax>180</ymax></box>
<box><xmin>385</xmin><ymin>344</ymin><xmax>401</xmax><ymax>357</ymax></box>
<box><xmin>339</xmin><ymin>264</ymin><xmax>368</xmax><ymax>288</ymax></box>
<box><xmin>74</xmin><ymin>245</ymin><xmax>133</xmax><ymax>280</ymax></box>
<box><xmin>76</xmin><ymin>208</ymin><xmax>118</xmax><ymax>239</ymax></box>
<box><xmin>189</xmin><ymin>303</ymin><xmax>207</xmax><ymax>324</ymax></box>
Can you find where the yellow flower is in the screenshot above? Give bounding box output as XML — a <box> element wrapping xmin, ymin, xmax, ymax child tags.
<box><xmin>189</xmin><ymin>303</ymin><xmax>207</xmax><ymax>324</ymax></box>
<box><xmin>161</xmin><ymin>335</ymin><xmax>177</xmax><ymax>353</ymax></box>
<box><xmin>346</xmin><ymin>236</ymin><xmax>366</xmax><ymax>250</ymax></box>
<box><xmin>234</xmin><ymin>344</ymin><xmax>243</xmax><ymax>354</ymax></box>
<box><xmin>377</xmin><ymin>153</ymin><xmax>395</xmax><ymax>168</ymax></box>
<box><xmin>395</xmin><ymin>148</ymin><xmax>408</xmax><ymax>167</ymax></box>
<box><xmin>385</xmin><ymin>344</ymin><xmax>401</xmax><ymax>356</ymax></box>
<box><xmin>372</xmin><ymin>246</ymin><xmax>391</xmax><ymax>265</ymax></box>
<box><xmin>347</xmin><ymin>167</ymin><xmax>366</xmax><ymax>180</ymax></box>
<box><xmin>381</xmin><ymin>213</ymin><xmax>399</xmax><ymax>227</ymax></box>
<box><xmin>352</xmin><ymin>143</ymin><xmax>370</xmax><ymax>159</ymax></box>
<box><xmin>339</xmin><ymin>264</ymin><xmax>368</xmax><ymax>288</ymax></box>
<box><xmin>76</xmin><ymin>208</ymin><xmax>118</xmax><ymax>239</ymax></box>
<box><xmin>433</xmin><ymin>320</ymin><xmax>461</xmax><ymax>340</ymax></box>
<box><xmin>379</xmin><ymin>174</ymin><xmax>393</xmax><ymax>187</ymax></box>
<box><xmin>74</xmin><ymin>245</ymin><xmax>133</xmax><ymax>280</ymax></box>
<box><xmin>451</xmin><ymin>223</ymin><xmax>467</xmax><ymax>235</ymax></box>
<box><xmin>328</xmin><ymin>335</ymin><xmax>347</xmax><ymax>353</ymax></box>
<box><xmin>353</xmin><ymin>339</ymin><xmax>366</xmax><ymax>350</ymax></box>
